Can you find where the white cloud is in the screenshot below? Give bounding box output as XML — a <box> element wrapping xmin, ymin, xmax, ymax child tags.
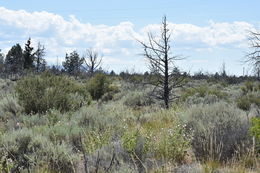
<box><xmin>0</xmin><ymin>6</ymin><xmax>258</xmax><ymax>74</ymax></box>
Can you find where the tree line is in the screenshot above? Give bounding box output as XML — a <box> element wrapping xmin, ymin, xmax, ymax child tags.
<box><xmin>0</xmin><ymin>39</ymin><xmax>102</xmax><ymax>78</ymax></box>
<box><xmin>0</xmin><ymin>16</ymin><xmax>259</xmax><ymax>109</ymax></box>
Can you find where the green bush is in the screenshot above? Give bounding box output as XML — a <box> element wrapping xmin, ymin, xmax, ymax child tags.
<box><xmin>250</xmin><ymin>117</ymin><xmax>260</xmax><ymax>153</ymax></box>
<box><xmin>140</xmin><ymin>110</ymin><xmax>192</xmax><ymax>163</ymax></box>
<box><xmin>236</xmin><ymin>92</ymin><xmax>260</xmax><ymax>111</ymax></box>
<box><xmin>121</xmin><ymin>129</ymin><xmax>150</xmax><ymax>156</ymax></box>
<box><xmin>83</xmin><ymin>129</ymin><xmax>111</xmax><ymax>154</ymax></box>
<box><xmin>181</xmin><ymin>85</ymin><xmax>227</xmax><ymax>102</ymax></box>
<box><xmin>183</xmin><ymin>102</ymin><xmax>250</xmax><ymax>161</ymax></box>
<box><xmin>15</xmin><ymin>72</ymin><xmax>91</xmax><ymax>114</ymax></box>
<box><xmin>86</xmin><ymin>73</ymin><xmax>117</xmax><ymax>100</ymax></box>
<box><xmin>123</xmin><ymin>91</ymin><xmax>154</xmax><ymax>108</ymax></box>
<box><xmin>121</xmin><ymin>110</ymin><xmax>191</xmax><ymax>163</ymax></box>
<box><xmin>241</xmin><ymin>81</ymin><xmax>255</xmax><ymax>94</ymax></box>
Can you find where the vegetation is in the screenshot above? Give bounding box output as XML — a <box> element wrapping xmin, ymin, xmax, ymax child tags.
<box><xmin>0</xmin><ymin>17</ymin><xmax>259</xmax><ymax>173</ymax></box>
<box><xmin>15</xmin><ymin>72</ymin><xmax>91</xmax><ymax>114</ymax></box>
<box><xmin>0</xmin><ymin>75</ymin><xmax>258</xmax><ymax>172</ymax></box>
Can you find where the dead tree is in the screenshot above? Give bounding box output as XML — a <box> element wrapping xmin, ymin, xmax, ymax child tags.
<box><xmin>138</xmin><ymin>16</ymin><xmax>185</xmax><ymax>109</ymax></box>
<box><xmin>84</xmin><ymin>48</ymin><xmax>102</xmax><ymax>76</ymax></box>
<box><xmin>247</xmin><ymin>31</ymin><xmax>260</xmax><ymax>79</ymax></box>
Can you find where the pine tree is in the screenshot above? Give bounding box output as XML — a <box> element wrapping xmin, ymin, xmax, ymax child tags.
<box><xmin>63</xmin><ymin>51</ymin><xmax>84</xmax><ymax>76</ymax></box>
<box><xmin>4</xmin><ymin>44</ymin><xmax>24</xmax><ymax>74</ymax></box>
<box><xmin>23</xmin><ymin>38</ymin><xmax>35</xmax><ymax>70</ymax></box>
<box><xmin>0</xmin><ymin>49</ymin><xmax>4</xmax><ymax>73</ymax></box>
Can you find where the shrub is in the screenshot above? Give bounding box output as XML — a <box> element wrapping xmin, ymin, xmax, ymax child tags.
<box><xmin>0</xmin><ymin>96</ymin><xmax>22</xmax><ymax>121</ymax></box>
<box><xmin>121</xmin><ymin>129</ymin><xmax>149</xmax><ymax>156</ymax></box>
<box><xmin>183</xmin><ymin>102</ymin><xmax>250</xmax><ymax>161</ymax></box>
<box><xmin>43</xmin><ymin>143</ymin><xmax>78</xmax><ymax>173</ymax></box>
<box><xmin>86</xmin><ymin>73</ymin><xmax>110</xmax><ymax>100</ymax></box>
<box><xmin>15</xmin><ymin>72</ymin><xmax>91</xmax><ymax>114</ymax></box>
<box><xmin>0</xmin><ymin>128</ymin><xmax>79</xmax><ymax>173</ymax></box>
<box><xmin>123</xmin><ymin>91</ymin><xmax>154</xmax><ymax>108</ymax></box>
<box><xmin>181</xmin><ymin>85</ymin><xmax>227</xmax><ymax>103</ymax></box>
<box><xmin>140</xmin><ymin>110</ymin><xmax>192</xmax><ymax>163</ymax></box>
<box><xmin>241</xmin><ymin>81</ymin><xmax>255</xmax><ymax>94</ymax></box>
<box><xmin>236</xmin><ymin>92</ymin><xmax>260</xmax><ymax>111</ymax></box>
<box><xmin>83</xmin><ymin>129</ymin><xmax>111</xmax><ymax>154</ymax></box>
<box><xmin>86</xmin><ymin>73</ymin><xmax>118</xmax><ymax>100</ymax></box>
<box><xmin>121</xmin><ymin>110</ymin><xmax>191</xmax><ymax>164</ymax></box>
<box><xmin>0</xmin><ymin>129</ymin><xmax>49</xmax><ymax>172</ymax></box>
<box><xmin>250</xmin><ymin>117</ymin><xmax>260</xmax><ymax>153</ymax></box>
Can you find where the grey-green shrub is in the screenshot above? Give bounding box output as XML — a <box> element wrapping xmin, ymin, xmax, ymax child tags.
<box><xmin>123</xmin><ymin>90</ymin><xmax>154</xmax><ymax>108</ymax></box>
<box><xmin>0</xmin><ymin>129</ymin><xmax>49</xmax><ymax>172</ymax></box>
<box><xmin>15</xmin><ymin>72</ymin><xmax>91</xmax><ymax>114</ymax></box>
<box><xmin>0</xmin><ymin>128</ymin><xmax>79</xmax><ymax>173</ymax></box>
<box><xmin>43</xmin><ymin>143</ymin><xmax>78</xmax><ymax>173</ymax></box>
<box><xmin>0</xmin><ymin>96</ymin><xmax>22</xmax><ymax>119</ymax></box>
<box><xmin>181</xmin><ymin>85</ymin><xmax>227</xmax><ymax>103</ymax></box>
<box><xmin>183</xmin><ymin>102</ymin><xmax>250</xmax><ymax>161</ymax></box>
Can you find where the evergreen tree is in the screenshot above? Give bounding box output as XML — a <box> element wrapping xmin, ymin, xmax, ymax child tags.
<box><xmin>0</xmin><ymin>49</ymin><xmax>4</xmax><ymax>73</ymax></box>
<box><xmin>4</xmin><ymin>44</ymin><xmax>24</xmax><ymax>74</ymax></box>
<box><xmin>23</xmin><ymin>38</ymin><xmax>35</xmax><ymax>69</ymax></box>
<box><xmin>62</xmin><ymin>51</ymin><xmax>84</xmax><ymax>76</ymax></box>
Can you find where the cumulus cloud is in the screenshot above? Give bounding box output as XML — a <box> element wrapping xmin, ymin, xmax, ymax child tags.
<box><xmin>0</xmin><ymin>6</ymin><xmax>258</xmax><ymax>73</ymax></box>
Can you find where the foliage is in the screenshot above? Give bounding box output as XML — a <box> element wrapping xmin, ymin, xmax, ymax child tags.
<box><xmin>23</xmin><ymin>38</ymin><xmax>35</xmax><ymax>69</ymax></box>
<box><xmin>44</xmin><ymin>143</ymin><xmax>78</xmax><ymax>173</ymax></box>
<box><xmin>181</xmin><ymin>85</ymin><xmax>227</xmax><ymax>102</ymax></box>
<box><xmin>183</xmin><ymin>102</ymin><xmax>250</xmax><ymax>161</ymax></box>
<box><xmin>63</xmin><ymin>51</ymin><xmax>84</xmax><ymax>76</ymax></box>
<box><xmin>121</xmin><ymin>129</ymin><xmax>150</xmax><ymax>156</ymax></box>
<box><xmin>0</xmin><ymin>96</ymin><xmax>22</xmax><ymax>120</ymax></box>
<box><xmin>83</xmin><ymin>129</ymin><xmax>111</xmax><ymax>154</ymax></box>
<box><xmin>236</xmin><ymin>92</ymin><xmax>260</xmax><ymax>111</ymax></box>
<box><xmin>121</xmin><ymin>110</ymin><xmax>191</xmax><ymax>163</ymax></box>
<box><xmin>86</xmin><ymin>73</ymin><xmax>116</xmax><ymax>100</ymax></box>
<box><xmin>123</xmin><ymin>90</ymin><xmax>154</xmax><ymax>108</ymax></box>
<box><xmin>0</xmin><ymin>128</ymin><xmax>79</xmax><ymax>172</ymax></box>
<box><xmin>250</xmin><ymin>117</ymin><xmax>260</xmax><ymax>152</ymax></box>
<box><xmin>4</xmin><ymin>44</ymin><xmax>24</xmax><ymax>74</ymax></box>
<box><xmin>141</xmin><ymin>110</ymin><xmax>192</xmax><ymax>163</ymax></box>
<box><xmin>15</xmin><ymin>72</ymin><xmax>91</xmax><ymax>114</ymax></box>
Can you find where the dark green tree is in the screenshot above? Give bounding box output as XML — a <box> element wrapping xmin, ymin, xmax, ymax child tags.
<box><xmin>4</xmin><ymin>44</ymin><xmax>24</xmax><ymax>74</ymax></box>
<box><xmin>0</xmin><ymin>49</ymin><xmax>4</xmax><ymax>73</ymax></box>
<box><xmin>23</xmin><ymin>38</ymin><xmax>35</xmax><ymax>69</ymax></box>
<box><xmin>62</xmin><ymin>51</ymin><xmax>84</xmax><ymax>76</ymax></box>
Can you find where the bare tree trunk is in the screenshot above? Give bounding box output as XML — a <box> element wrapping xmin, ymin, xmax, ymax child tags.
<box><xmin>138</xmin><ymin>16</ymin><xmax>185</xmax><ymax>109</ymax></box>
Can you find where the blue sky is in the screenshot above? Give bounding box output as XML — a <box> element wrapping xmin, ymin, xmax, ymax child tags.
<box><xmin>0</xmin><ymin>0</ymin><xmax>260</xmax><ymax>75</ymax></box>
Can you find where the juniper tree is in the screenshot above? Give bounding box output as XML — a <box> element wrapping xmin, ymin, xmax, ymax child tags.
<box><xmin>63</xmin><ymin>51</ymin><xmax>84</xmax><ymax>76</ymax></box>
<box><xmin>4</xmin><ymin>44</ymin><xmax>24</xmax><ymax>74</ymax></box>
<box><xmin>23</xmin><ymin>38</ymin><xmax>35</xmax><ymax>70</ymax></box>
